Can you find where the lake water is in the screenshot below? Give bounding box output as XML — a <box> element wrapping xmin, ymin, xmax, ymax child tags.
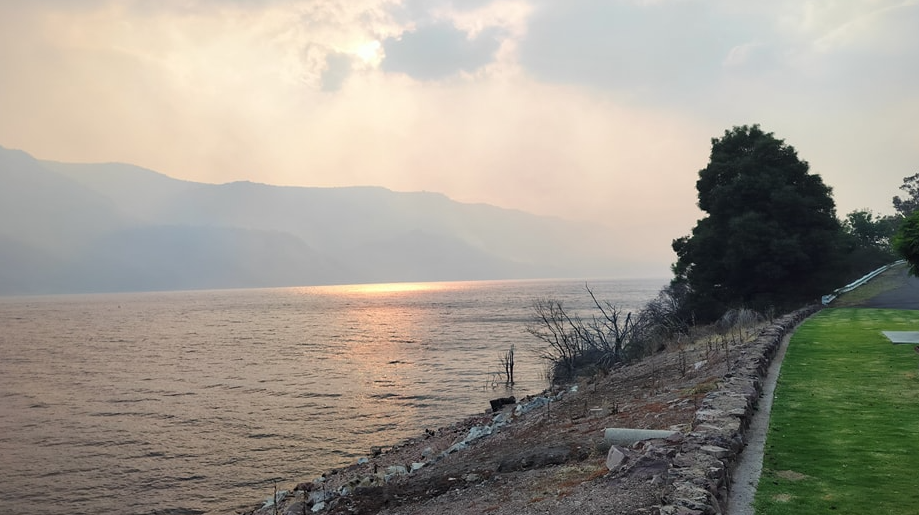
<box><xmin>0</xmin><ymin>278</ymin><xmax>664</xmax><ymax>514</ymax></box>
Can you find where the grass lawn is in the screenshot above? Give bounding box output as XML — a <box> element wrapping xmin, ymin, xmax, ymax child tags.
<box><xmin>754</xmin><ymin>308</ymin><xmax>919</xmax><ymax>514</ymax></box>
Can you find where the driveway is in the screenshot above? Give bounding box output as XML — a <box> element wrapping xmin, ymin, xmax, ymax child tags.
<box><xmin>853</xmin><ymin>267</ymin><xmax>919</xmax><ymax>309</ymax></box>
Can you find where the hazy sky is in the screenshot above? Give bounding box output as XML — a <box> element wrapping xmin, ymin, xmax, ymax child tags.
<box><xmin>1</xmin><ymin>1</ymin><xmax>917</xmax><ymax>273</ymax></box>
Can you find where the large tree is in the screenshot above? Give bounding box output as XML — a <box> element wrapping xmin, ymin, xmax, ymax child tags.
<box><xmin>892</xmin><ymin>172</ymin><xmax>919</xmax><ymax>217</ymax></box>
<box><xmin>893</xmin><ymin>211</ymin><xmax>919</xmax><ymax>276</ymax></box>
<box><xmin>842</xmin><ymin>209</ymin><xmax>898</xmax><ymax>250</ymax></box>
<box><xmin>837</xmin><ymin>208</ymin><xmax>899</xmax><ymax>278</ymax></box>
<box><xmin>671</xmin><ymin>125</ymin><xmax>842</xmax><ymax>321</ymax></box>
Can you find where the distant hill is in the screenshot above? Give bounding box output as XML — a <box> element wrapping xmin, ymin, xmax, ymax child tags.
<box><xmin>1</xmin><ymin>145</ymin><xmax>643</xmax><ymax>295</ymax></box>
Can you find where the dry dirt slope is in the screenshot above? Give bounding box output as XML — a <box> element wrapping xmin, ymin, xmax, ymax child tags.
<box><xmin>242</xmin><ymin>265</ymin><xmax>915</xmax><ymax>515</ymax></box>
<box><xmin>243</xmin><ymin>310</ymin><xmax>814</xmax><ymax>515</ymax></box>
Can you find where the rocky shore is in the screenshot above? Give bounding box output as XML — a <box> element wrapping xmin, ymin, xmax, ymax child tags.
<box><xmin>241</xmin><ymin>307</ymin><xmax>818</xmax><ymax>515</ymax></box>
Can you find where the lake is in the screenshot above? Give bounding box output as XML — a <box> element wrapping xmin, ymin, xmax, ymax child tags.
<box><xmin>0</xmin><ymin>278</ymin><xmax>664</xmax><ymax>514</ymax></box>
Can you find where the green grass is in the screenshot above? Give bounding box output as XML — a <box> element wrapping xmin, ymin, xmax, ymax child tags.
<box><xmin>754</xmin><ymin>308</ymin><xmax>919</xmax><ymax>514</ymax></box>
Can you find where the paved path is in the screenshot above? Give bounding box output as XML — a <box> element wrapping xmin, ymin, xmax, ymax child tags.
<box><xmin>854</xmin><ymin>267</ymin><xmax>919</xmax><ymax>309</ymax></box>
<box><xmin>726</xmin><ymin>328</ymin><xmax>792</xmax><ymax>514</ymax></box>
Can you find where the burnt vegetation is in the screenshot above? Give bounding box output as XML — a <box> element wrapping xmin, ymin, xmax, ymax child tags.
<box><xmin>528</xmin><ymin>284</ymin><xmax>687</xmax><ymax>383</ymax></box>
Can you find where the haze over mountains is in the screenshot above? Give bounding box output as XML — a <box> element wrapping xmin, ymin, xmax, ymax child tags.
<box><xmin>0</xmin><ymin>145</ymin><xmax>651</xmax><ymax>295</ymax></box>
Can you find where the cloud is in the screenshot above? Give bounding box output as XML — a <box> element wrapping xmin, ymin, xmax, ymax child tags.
<box><xmin>516</xmin><ymin>0</ymin><xmax>919</xmax><ymax>114</ymax></box>
<box><xmin>1</xmin><ymin>0</ymin><xmax>918</xmax><ymax>275</ymax></box>
<box><xmin>381</xmin><ymin>22</ymin><xmax>503</xmax><ymax>80</ymax></box>
<box><xmin>723</xmin><ymin>42</ymin><xmax>766</xmax><ymax>68</ymax></box>
<box><xmin>792</xmin><ymin>2</ymin><xmax>919</xmax><ymax>100</ymax></box>
<box><xmin>264</xmin><ymin>71</ymin><xmax>709</xmax><ymax>262</ymax></box>
<box><xmin>321</xmin><ymin>52</ymin><xmax>355</xmax><ymax>91</ymax></box>
<box><xmin>518</xmin><ymin>1</ymin><xmax>748</xmax><ymax>106</ymax></box>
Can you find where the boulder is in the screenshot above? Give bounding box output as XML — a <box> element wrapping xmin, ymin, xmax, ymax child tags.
<box><xmin>605</xmin><ymin>445</ymin><xmax>626</xmax><ymax>471</ymax></box>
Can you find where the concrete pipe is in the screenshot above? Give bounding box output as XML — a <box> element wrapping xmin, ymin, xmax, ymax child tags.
<box><xmin>603</xmin><ymin>427</ymin><xmax>678</xmax><ymax>446</ymax></box>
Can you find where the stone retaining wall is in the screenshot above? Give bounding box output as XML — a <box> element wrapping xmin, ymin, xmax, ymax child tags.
<box><xmin>659</xmin><ymin>306</ymin><xmax>821</xmax><ymax>515</ymax></box>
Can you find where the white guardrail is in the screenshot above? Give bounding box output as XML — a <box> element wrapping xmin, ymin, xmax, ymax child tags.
<box><xmin>821</xmin><ymin>260</ymin><xmax>906</xmax><ymax>305</ymax></box>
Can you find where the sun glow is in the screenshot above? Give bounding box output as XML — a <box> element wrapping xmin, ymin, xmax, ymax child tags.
<box><xmin>339</xmin><ymin>282</ymin><xmax>442</xmax><ymax>295</ymax></box>
<box><xmin>301</xmin><ymin>281</ymin><xmax>456</xmax><ymax>297</ymax></box>
<box><xmin>353</xmin><ymin>39</ymin><xmax>381</xmax><ymax>64</ymax></box>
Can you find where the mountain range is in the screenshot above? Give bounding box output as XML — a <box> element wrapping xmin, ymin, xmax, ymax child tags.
<box><xmin>0</xmin><ymin>145</ymin><xmax>649</xmax><ymax>295</ymax></box>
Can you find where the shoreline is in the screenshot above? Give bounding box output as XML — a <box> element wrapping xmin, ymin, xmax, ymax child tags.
<box><xmin>238</xmin><ymin>307</ymin><xmax>818</xmax><ymax>515</ymax></box>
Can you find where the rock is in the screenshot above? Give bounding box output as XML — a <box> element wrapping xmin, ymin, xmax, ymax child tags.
<box><xmin>515</xmin><ymin>396</ymin><xmax>548</xmax><ymax>416</ymax></box>
<box><xmin>444</xmin><ymin>441</ymin><xmax>467</xmax><ymax>455</ymax></box>
<box><xmin>465</xmin><ymin>424</ymin><xmax>492</xmax><ymax>442</ymax></box>
<box><xmin>311</xmin><ymin>501</ymin><xmax>326</xmax><ymax>512</ymax></box>
<box><xmin>497</xmin><ymin>446</ymin><xmax>573</xmax><ymax>472</ymax></box>
<box><xmin>606</xmin><ymin>445</ymin><xmax>626</xmax><ymax>471</ymax></box>
<box><xmin>385</xmin><ymin>465</ymin><xmax>408</xmax><ymax>476</ymax></box>
<box><xmin>283</xmin><ymin>502</ymin><xmax>308</xmax><ymax>515</ymax></box>
<box><xmin>463</xmin><ymin>473</ymin><xmax>483</xmax><ymax>483</ymax></box>
<box><xmin>700</xmin><ymin>445</ymin><xmax>731</xmax><ymax>459</ymax></box>
<box><xmin>660</xmin><ymin>308</ymin><xmax>819</xmax><ymax>515</ymax></box>
<box><xmin>665</xmin><ymin>432</ymin><xmax>685</xmax><ymax>444</ymax></box>
<box><xmin>589</xmin><ymin>407</ymin><xmax>608</xmax><ymax>418</ymax></box>
<box><xmin>308</xmin><ymin>489</ymin><xmax>334</xmax><ymax>506</ymax></box>
<box><xmin>489</xmin><ymin>396</ymin><xmax>516</xmax><ymax>412</ymax></box>
<box><xmin>411</xmin><ymin>462</ymin><xmax>425</xmax><ymax>472</ymax></box>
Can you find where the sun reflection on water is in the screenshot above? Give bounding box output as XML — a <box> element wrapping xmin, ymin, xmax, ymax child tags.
<box><xmin>290</xmin><ymin>282</ymin><xmax>463</xmax><ymax>432</ymax></box>
<box><xmin>298</xmin><ymin>281</ymin><xmax>466</xmax><ymax>297</ymax></box>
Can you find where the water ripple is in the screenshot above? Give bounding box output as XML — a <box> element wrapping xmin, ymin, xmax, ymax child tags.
<box><xmin>0</xmin><ymin>278</ymin><xmax>662</xmax><ymax>514</ymax></box>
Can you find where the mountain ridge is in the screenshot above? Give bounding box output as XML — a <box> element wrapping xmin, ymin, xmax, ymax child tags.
<box><xmin>1</xmin><ymin>144</ymin><xmax>653</xmax><ymax>295</ymax></box>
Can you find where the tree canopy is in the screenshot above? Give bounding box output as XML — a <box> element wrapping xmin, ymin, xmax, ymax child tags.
<box><xmin>671</xmin><ymin>125</ymin><xmax>842</xmax><ymax>322</ymax></box>
<box><xmin>893</xmin><ymin>211</ymin><xmax>919</xmax><ymax>276</ymax></box>
<box><xmin>837</xmin><ymin>208</ymin><xmax>899</xmax><ymax>278</ymax></box>
<box><xmin>892</xmin><ymin>172</ymin><xmax>919</xmax><ymax>217</ymax></box>
<box><xmin>842</xmin><ymin>209</ymin><xmax>898</xmax><ymax>250</ymax></box>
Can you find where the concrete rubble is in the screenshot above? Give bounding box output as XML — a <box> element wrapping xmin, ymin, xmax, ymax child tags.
<box><xmin>249</xmin><ymin>389</ymin><xmax>572</xmax><ymax>514</ymax></box>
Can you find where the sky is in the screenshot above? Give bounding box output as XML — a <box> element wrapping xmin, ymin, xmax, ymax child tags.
<box><xmin>1</xmin><ymin>0</ymin><xmax>917</xmax><ymax>275</ymax></box>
